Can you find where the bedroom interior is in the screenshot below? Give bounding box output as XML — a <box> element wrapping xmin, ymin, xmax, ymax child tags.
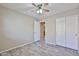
<box><xmin>0</xmin><ymin>3</ymin><xmax>79</xmax><ymax>56</ymax></box>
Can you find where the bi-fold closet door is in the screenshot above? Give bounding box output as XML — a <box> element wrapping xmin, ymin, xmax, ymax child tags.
<box><xmin>56</xmin><ymin>15</ymin><xmax>78</xmax><ymax>50</ymax></box>
<box><xmin>56</xmin><ymin>17</ymin><xmax>66</xmax><ymax>47</ymax></box>
<box><xmin>66</xmin><ymin>15</ymin><xmax>78</xmax><ymax>50</ymax></box>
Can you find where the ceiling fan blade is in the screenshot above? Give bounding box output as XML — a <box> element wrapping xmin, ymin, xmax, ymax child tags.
<box><xmin>43</xmin><ymin>9</ymin><xmax>50</xmax><ymax>12</ymax></box>
<box><xmin>39</xmin><ymin>4</ymin><xmax>42</xmax><ymax>7</ymax></box>
<box><xmin>42</xmin><ymin>3</ymin><xmax>48</xmax><ymax>9</ymax></box>
<box><xmin>32</xmin><ymin>3</ymin><xmax>37</xmax><ymax>7</ymax></box>
<box><xmin>44</xmin><ymin>3</ymin><xmax>48</xmax><ymax>6</ymax></box>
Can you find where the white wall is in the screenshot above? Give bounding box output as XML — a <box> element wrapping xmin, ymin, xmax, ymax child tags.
<box><xmin>0</xmin><ymin>6</ymin><xmax>35</xmax><ymax>52</ymax></box>
<box><xmin>45</xmin><ymin>7</ymin><xmax>79</xmax><ymax>47</ymax></box>
<box><xmin>45</xmin><ymin>17</ymin><xmax>56</xmax><ymax>45</ymax></box>
<box><xmin>34</xmin><ymin>21</ymin><xmax>40</xmax><ymax>41</ymax></box>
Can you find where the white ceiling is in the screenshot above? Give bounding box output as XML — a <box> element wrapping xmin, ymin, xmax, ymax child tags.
<box><xmin>0</xmin><ymin>3</ymin><xmax>79</xmax><ymax>19</ymax></box>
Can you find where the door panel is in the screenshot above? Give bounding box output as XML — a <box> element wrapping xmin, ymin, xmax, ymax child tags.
<box><xmin>56</xmin><ymin>17</ymin><xmax>65</xmax><ymax>47</ymax></box>
<box><xmin>66</xmin><ymin>15</ymin><xmax>78</xmax><ymax>50</ymax></box>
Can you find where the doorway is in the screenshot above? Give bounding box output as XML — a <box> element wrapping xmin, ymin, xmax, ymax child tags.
<box><xmin>40</xmin><ymin>22</ymin><xmax>45</xmax><ymax>45</ymax></box>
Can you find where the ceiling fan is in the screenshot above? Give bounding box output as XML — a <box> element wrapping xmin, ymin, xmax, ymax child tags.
<box><xmin>32</xmin><ymin>3</ymin><xmax>50</xmax><ymax>14</ymax></box>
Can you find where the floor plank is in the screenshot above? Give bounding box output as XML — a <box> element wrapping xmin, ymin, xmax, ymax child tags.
<box><xmin>0</xmin><ymin>41</ymin><xmax>79</xmax><ymax>56</ymax></box>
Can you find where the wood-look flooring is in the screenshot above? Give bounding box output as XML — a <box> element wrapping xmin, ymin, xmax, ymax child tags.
<box><xmin>0</xmin><ymin>41</ymin><xmax>79</xmax><ymax>56</ymax></box>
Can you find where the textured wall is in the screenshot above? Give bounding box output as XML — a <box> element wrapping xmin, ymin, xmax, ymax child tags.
<box><xmin>0</xmin><ymin>6</ymin><xmax>34</xmax><ymax>52</ymax></box>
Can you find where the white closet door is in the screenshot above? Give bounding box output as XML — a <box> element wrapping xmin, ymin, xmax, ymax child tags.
<box><xmin>56</xmin><ymin>17</ymin><xmax>65</xmax><ymax>47</ymax></box>
<box><xmin>34</xmin><ymin>21</ymin><xmax>40</xmax><ymax>41</ymax></box>
<box><xmin>66</xmin><ymin>15</ymin><xmax>78</xmax><ymax>50</ymax></box>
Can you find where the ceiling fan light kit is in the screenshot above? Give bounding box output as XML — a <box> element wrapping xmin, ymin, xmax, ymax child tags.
<box><xmin>36</xmin><ymin>9</ymin><xmax>42</xmax><ymax>14</ymax></box>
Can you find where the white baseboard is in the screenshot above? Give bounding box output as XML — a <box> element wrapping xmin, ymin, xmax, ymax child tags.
<box><xmin>0</xmin><ymin>41</ymin><xmax>36</xmax><ymax>54</ymax></box>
